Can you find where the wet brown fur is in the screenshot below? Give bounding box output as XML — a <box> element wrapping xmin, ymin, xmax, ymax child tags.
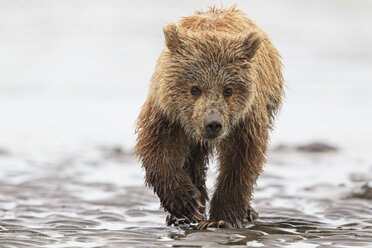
<box><xmin>135</xmin><ymin>6</ymin><xmax>284</xmax><ymax>228</ymax></box>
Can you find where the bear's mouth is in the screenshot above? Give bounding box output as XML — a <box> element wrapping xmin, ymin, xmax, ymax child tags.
<box><xmin>202</xmin><ymin>133</ymin><xmax>221</xmax><ymax>140</ymax></box>
<box><xmin>201</xmin><ymin>130</ymin><xmax>225</xmax><ymax>141</ymax></box>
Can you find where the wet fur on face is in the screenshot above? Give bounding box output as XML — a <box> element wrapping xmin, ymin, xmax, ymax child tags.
<box><xmin>158</xmin><ymin>27</ymin><xmax>261</xmax><ymax>143</ymax></box>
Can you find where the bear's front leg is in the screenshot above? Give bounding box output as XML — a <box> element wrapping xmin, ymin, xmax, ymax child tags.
<box><xmin>135</xmin><ymin>112</ymin><xmax>205</xmax><ymax>223</ymax></box>
<box><xmin>167</xmin><ymin>143</ymin><xmax>210</xmax><ymax>226</ymax></box>
<box><xmin>201</xmin><ymin>121</ymin><xmax>268</xmax><ymax>229</ymax></box>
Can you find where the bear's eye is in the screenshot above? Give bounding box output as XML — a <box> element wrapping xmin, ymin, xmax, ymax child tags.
<box><xmin>223</xmin><ymin>88</ymin><xmax>233</xmax><ymax>97</ymax></box>
<box><xmin>190</xmin><ymin>86</ymin><xmax>202</xmax><ymax>96</ymax></box>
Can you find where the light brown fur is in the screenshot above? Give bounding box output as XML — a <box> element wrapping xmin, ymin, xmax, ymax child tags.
<box><xmin>135</xmin><ymin>6</ymin><xmax>284</xmax><ymax>228</ymax></box>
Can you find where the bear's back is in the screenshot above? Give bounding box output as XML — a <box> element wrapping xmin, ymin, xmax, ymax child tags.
<box><xmin>179</xmin><ymin>6</ymin><xmax>257</xmax><ymax>35</ymax></box>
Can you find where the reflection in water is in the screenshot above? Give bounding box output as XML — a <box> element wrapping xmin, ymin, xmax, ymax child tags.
<box><xmin>0</xmin><ymin>145</ymin><xmax>371</xmax><ymax>247</ymax></box>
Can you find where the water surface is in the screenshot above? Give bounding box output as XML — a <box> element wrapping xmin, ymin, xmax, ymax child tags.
<box><xmin>0</xmin><ymin>145</ymin><xmax>371</xmax><ymax>247</ymax></box>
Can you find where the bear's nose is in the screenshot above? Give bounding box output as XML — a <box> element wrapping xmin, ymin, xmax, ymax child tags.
<box><xmin>204</xmin><ymin>114</ymin><xmax>223</xmax><ymax>138</ymax></box>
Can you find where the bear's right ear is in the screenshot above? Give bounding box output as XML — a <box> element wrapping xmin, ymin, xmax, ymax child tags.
<box><xmin>163</xmin><ymin>23</ymin><xmax>182</xmax><ymax>52</ymax></box>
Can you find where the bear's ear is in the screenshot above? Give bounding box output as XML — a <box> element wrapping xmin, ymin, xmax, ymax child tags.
<box><xmin>163</xmin><ymin>23</ymin><xmax>182</xmax><ymax>52</ymax></box>
<box><xmin>241</xmin><ymin>31</ymin><xmax>262</xmax><ymax>60</ymax></box>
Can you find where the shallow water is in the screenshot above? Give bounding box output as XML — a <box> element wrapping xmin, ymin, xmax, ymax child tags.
<box><xmin>1</xmin><ymin>145</ymin><xmax>371</xmax><ymax>248</ymax></box>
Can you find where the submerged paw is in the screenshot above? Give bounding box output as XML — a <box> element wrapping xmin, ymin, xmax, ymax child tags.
<box><xmin>196</xmin><ymin>220</ymin><xmax>226</xmax><ymax>230</ymax></box>
<box><xmin>166</xmin><ymin>214</ymin><xmax>190</xmax><ymax>227</ymax></box>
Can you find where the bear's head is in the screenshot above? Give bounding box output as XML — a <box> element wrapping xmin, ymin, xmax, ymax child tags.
<box><xmin>155</xmin><ymin>23</ymin><xmax>262</xmax><ymax>142</ymax></box>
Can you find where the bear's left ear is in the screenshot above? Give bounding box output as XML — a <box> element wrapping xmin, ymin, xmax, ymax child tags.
<box><xmin>241</xmin><ymin>31</ymin><xmax>262</xmax><ymax>60</ymax></box>
<box><xmin>163</xmin><ymin>23</ymin><xmax>182</xmax><ymax>53</ymax></box>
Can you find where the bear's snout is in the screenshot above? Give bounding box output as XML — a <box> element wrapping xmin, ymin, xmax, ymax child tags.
<box><xmin>204</xmin><ymin>113</ymin><xmax>223</xmax><ymax>139</ymax></box>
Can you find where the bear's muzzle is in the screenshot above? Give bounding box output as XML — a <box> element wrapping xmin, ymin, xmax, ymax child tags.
<box><xmin>204</xmin><ymin>113</ymin><xmax>223</xmax><ymax>139</ymax></box>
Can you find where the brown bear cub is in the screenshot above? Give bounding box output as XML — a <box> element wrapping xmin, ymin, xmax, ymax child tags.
<box><xmin>135</xmin><ymin>6</ymin><xmax>284</xmax><ymax>229</ymax></box>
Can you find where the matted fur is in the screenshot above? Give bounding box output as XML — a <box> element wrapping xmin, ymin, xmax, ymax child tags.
<box><xmin>135</xmin><ymin>6</ymin><xmax>284</xmax><ymax>228</ymax></box>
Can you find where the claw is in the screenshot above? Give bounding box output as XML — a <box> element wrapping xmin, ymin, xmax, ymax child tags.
<box><xmin>201</xmin><ymin>221</ymin><xmax>209</xmax><ymax>229</ymax></box>
<box><xmin>208</xmin><ymin>222</ymin><xmax>215</xmax><ymax>228</ymax></box>
<box><xmin>196</xmin><ymin>201</ymin><xmax>205</xmax><ymax>209</ymax></box>
<box><xmin>197</xmin><ymin>221</ymin><xmax>209</xmax><ymax>230</ymax></box>
<box><xmin>194</xmin><ymin>209</ymin><xmax>203</xmax><ymax>217</ymax></box>
<box><xmin>192</xmin><ymin>214</ymin><xmax>202</xmax><ymax>222</ymax></box>
<box><xmin>247</xmin><ymin>208</ymin><xmax>259</xmax><ymax>222</ymax></box>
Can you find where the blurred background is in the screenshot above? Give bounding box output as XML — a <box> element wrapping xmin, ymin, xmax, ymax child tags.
<box><xmin>0</xmin><ymin>1</ymin><xmax>372</xmax><ymax>247</ymax></box>
<box><xmin>1</xmin><ymin>0</ymin><xmax>371</xmax><ymax>159</ymax></box>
